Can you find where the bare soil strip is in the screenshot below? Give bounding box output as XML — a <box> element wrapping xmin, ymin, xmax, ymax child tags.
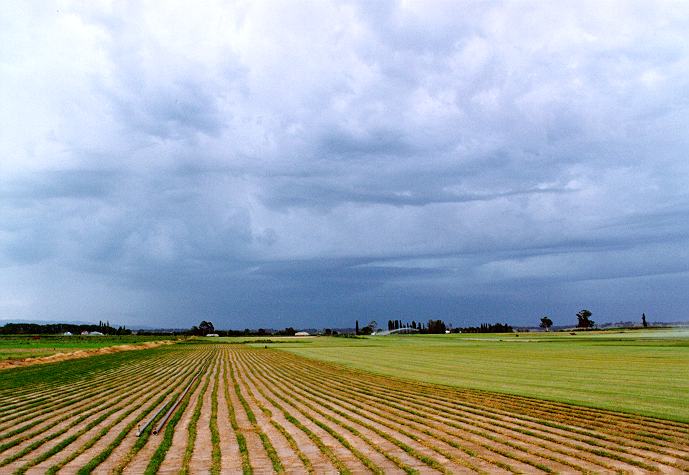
<box><xmin>1</xmin><ymin>344</ymin><xmax>688</xmax><ymax>474</ymax></box>
<box><xmin>187</xmin><ymin>354</ymin><xmax>220</xmax><ymax>473</ymax></box>
<box><xmin>224</xmin><ymin>352</ymin><xmax>275</xmax><ymax>473</ymax></box>
<box><xmin>229</xmin><ymin>351</ymin><xmax>312</xmax><ymax>473</ymax></box>
<box><xmin>156</xmin><ymin>358</ymin><xmax>211</xmax><ymax>473</ymax></box>
<box><xmin>263</xmin><ymin>356</ymin><xmax>636</xmax><ymax>472</ymax></box>
<box><xmin>257</xmin><ymin>351</ymin><xmax>689</xmax><ymax>470</ymax></box>
<box><xmin>0</xmin><ymin>357</ymin><xmax>166</xmax><ymax>435</ymax></box>
<box><xmin>215</xmin><ymin>353</ymin><xmax>243</xmax><ymax>474</ymax></box>
<box><xmin>232</xmin><ymin>354</ymin><xmax>335</xmax><ymax>474</ymax></box>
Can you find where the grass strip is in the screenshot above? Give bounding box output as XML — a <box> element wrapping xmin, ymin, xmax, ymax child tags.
<box><xmin>180</xmin><ymin>362</ymin><xmax>212</xmax><ymax>474</ymax></box>
<box><xmin>234</xmin><ymin>364</ymin><xmax>315</xmax><ymax>474</ymax></box>
<box><xmin>0</xmin><ymin>351</ymin><xmax>205</xmax><ymax>465</ymax></box>
<box><xmin>228</xmin><ymin>361</ymin><xmax>284</xmax><ymax>474</ymax></box>
<box><xmin>106</xmin><ymin>397</ymin><xmax>173</xmax><ymax>475</ymax></box>
<box><xmin>272</xmin><ymin>352</ymin><xmax>624</xmax><ymax>473</ymax></box>
<box><xmin>79</xmin><ymin>352</ymin><xmax>212</xmax><ymax>475</ymax></box>
<box><xmin>75</xmin><ymin>392</ymin><xmax>170</xmax><ymax>475</ymax></box>
<box><xmin>234</xmin><ymin>355</ymin><xmax>349</xmax><ymax>474</ymax></box>
<box><xmin>267</xmin><ymin>355</ymin><xmax>586</xmax><ymax>473</ymax></box>
<box><xmin>246</xmin><ymin>352</ymin><xmax>446</xmax><ymax>474</ymax></box>
<box><xmin>108</xmin><ymin>355</ymin><xmax>212</xmax><ymax>475</ymax></box>
<box><xmin>254</xmin><ymin>351</ymin><xmax>569</xmax><ymax>473</ymax></box>
<box><xmin>143</xmin><ymin>371</ymin><xmax>204</xmax><ymax>475</ymax></box>
<box><xmin>0</xmin><ymin>354</ymin><xmax>167</xmax><ymax>430</ymax></box>
<box><xmin>237</xmin><ymin>352</ymin><xmax>424</xmax><ymax>473</ymax></box>
<box><xmin>282</xmin><ymin>350</ymin><xmax>689</xmax><ymax>447</ymax></box>
<box><xmin>0</xmin><ymin>355</ymin><xmax>180</xmax><ymax>443</ymax></box>
<box><xmin>45</xmin><ymin>357</ymin><xmax>196</xmax><ymax>475</ymax></box>
<box><xmin>210</xmin><ymin>362</ymin><xmax>222</xmax><ymax>474</ymax></box>
<box><xmin>256</xmin><ymin>350</ymin><xmax>671</xmax><ymax>472</ymax></box>
<box><xmin>223</xmin><ymin>357</ymin><xmax>252</xmax><ymax>475</ymax></box>
<box><xmin>14</xmin><ymin>397</ymin><xmax>139</xmax><ymax>475</ymax></box>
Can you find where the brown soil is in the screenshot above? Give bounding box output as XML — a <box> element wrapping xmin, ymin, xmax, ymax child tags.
<box><xmin>216</xmin><ymin>355</ymin><xmax>243</xmax><ymax>473</ymax></box>
<box><xmin>2</xmin><ymin>344</ymin><xmax>688</xmax><ymax>474</ymax></box>
<box><xmin>184</xmin><ymin>359</ymin><xmax>217</xmax><ymax>473</ymax></box>
<box><xmin>249</xmin><ymin>358</ymin><xmax>434</xmax><ymax>473</ymax></box>
<box><xmin>236</xmin><ymin>356</ymin><xmax>371</xmax><ymax>473</ymax></box>
<box><xmin>229</xmin><ymin>353</ymin><xmax>309</xmax><ymax>473</ymax></box>
<box><xmin>224</xmin><ymin>353</ymin><xmax>276</xmax><ymax>473</ymax></box>
<box><xmin>155</xmin><ymin>365</ymin><xmax>210</xmax><ymax>474</ymax></box>
<box><xmin>95</xmin><ymin>396</ymin><xmax>171</xmax><ymax>474</ymax></box>
<box><xmin>233</xmin><ymin>356</ymin><xmax>338</xmax><ymax>474</ymax></box>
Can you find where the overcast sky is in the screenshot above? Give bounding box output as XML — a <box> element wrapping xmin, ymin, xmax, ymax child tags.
<box><xmin>2</xmin><ymin>1</ymin><xmax>689</xmax><ymax>329</ymax></box>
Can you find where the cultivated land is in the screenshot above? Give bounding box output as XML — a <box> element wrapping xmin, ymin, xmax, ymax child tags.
<box><xmin>1</xmin><ymin>339</ymin><xmax>689</xmax><ymax>474</ymax></box>
<box><xmin>271</xmin><ymin>329</ymin><xmax>689</xmax><ymax>423</ymax></box>
<box><xmin>0</xmin><ymin>335</ymin><xmax>179</xmax><ymax>362</ymax></box>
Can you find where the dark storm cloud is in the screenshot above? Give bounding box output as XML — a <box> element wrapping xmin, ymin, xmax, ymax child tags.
<box><xmin>2</xmin><ymin>0</ymin><xmax>689</xmax><ymax>327</ymax></box>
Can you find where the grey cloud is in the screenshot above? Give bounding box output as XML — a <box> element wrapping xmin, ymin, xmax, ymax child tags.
<box><xmin>1</xmin><ymin>169</ymin><xmax>121</xmax><ymax>201</ymax></box>
<box><xmin>1</xmin><ymin>1</ymin><xmax>689</xmax><ymax>327</ymax></box>
<box><xmin>261</xmin><ymin>178</ymin><xmax>572</xmax><ymax>209</ymax></box>
<box><xmin>109</xmin><ymin>79</ymin><xmax>224</xmax><ymax>139</ymax></box>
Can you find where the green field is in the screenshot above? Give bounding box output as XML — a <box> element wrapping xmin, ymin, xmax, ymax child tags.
<box><xmin>4</xmin><ymin>342</ymin><xmax>687</xmax><ymax>473</ymax></box>
<box><xmin>4</xmin><ymin>329</ymin><xmax>689</xmax><ymax>424</ymax></box>
<box><xmin>0</xmin><ymin>335</ymin><xmax>179</xmax><ymax>361</ymax></box>
<box><xmin>253</xmin><ymin>329</ymin><xmax>689</xmax><ymax>423</ymax></box>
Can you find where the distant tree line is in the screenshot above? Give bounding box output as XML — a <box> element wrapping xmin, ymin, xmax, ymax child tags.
<box><xmin>454</xmin><ymin>322</ymin><xmax>513</xmax><ymax>333</ymax></box>
<box><xmin>185</xmin><ymin>322</ymin><xmax>311</xmax><ymax>337</ymax></box>
<box><xmin>387</xmin><ymin>319</ymin><xmax>422</xmax><ymax>331</ymax></box>
<box><xmin>374</xmin><ymin>319</ymin><xmax>446</xmax><ymax>334</ymax></box>
<box><xmin>539</xmin><ymin>310</ymin><xmax>649</xmax><ymax>330</ymax></box>
<box><xmin>0</xmin><ymin>322</ymin><xmax>131</xmax><ymax>335</ymax></box>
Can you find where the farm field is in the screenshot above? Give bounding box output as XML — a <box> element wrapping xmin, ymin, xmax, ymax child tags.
<box><xmin>1</xmin><ymin>342</ymin><xmax>689</xmax><ymax>474</ymax></box>
<box><xmin>273</xmin><ymin>329</ymin><xmax>689</xmax><ymax>423</ymax></box>
<box><xmin>0</xmin><ymin>335</ymin><xmax>179</xmax><ymax>362</ymax></box>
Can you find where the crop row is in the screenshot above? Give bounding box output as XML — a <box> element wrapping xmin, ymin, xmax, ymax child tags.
<box><xmin>233</xmin><ymin>347</ymin><xmax>689</xmax><ymax>474</ymax></box>
<box><xmin>1</xmin><ymin>343</ymin><xmax>687</xmax><ymax>474</ymax></box>
<box><xmin>0</xmin><ymin>346</ymin><xmax>211</xmax><ymax>474</ymax></box>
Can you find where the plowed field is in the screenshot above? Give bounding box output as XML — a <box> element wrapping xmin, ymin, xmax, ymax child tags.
<box><xmin>2</xmin><ymin>344</ymin><xmax>688</xmax><ymax>474</ymax></box>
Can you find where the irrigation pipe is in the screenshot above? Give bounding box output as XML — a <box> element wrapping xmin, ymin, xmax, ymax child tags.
<box><xmin>136</xmin><ymin>402</ymin><xmax>168</xmax><ymax>437</ymax></box>
<box><xmin>152</xmin><ymin>373</ymin><xmax>200</xmax><ymax>435</ymax></box>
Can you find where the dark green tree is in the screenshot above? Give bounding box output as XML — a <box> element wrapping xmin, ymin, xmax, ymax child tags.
<box><xmin>427</xmin><ymin>319</ymin><xmax>447</xmax><ymax>334</ymax></box>
<box><xmin>359</xmin><ymin>320</ymin><xmax>377</xmax><ymax>335</ymax></box>
<box><xmin>198</xmin><ymin>321</ymin><xmax>215</xmax><ymax>335</ymax></box>
<box><xmin>540</xmin><ymin>316</ymin><xmax>553</xmax><ymax>331</ymax></box>
<box><xmin>576</xmin><ymin>310</ymin><xmax>594</xmax><ymax>328</ymax></box>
